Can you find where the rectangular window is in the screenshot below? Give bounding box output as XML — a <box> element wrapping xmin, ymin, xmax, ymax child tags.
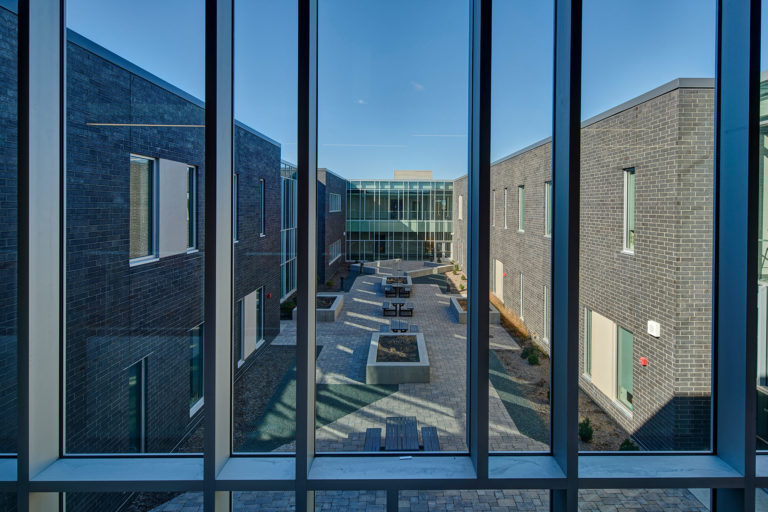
<box><xmin>256</xmin><ymin>288</ymin><xmax>264</xmax><ymax>343</ymax></box>
<box><xmin>545</xmin><ymin>181</ymin><xmax>552</xmax><ymax>236</ymax></box>
<box><xmin>260</xmin><ymin>178</ymin><xmax>266</xmax><ymax>236</ymax></box>
<box><xmin>504</xmin><ymin>188</ymin><xmax>508</xmax><ymax>229</ymax></box>
<box><xmin>518</xmin><ymin>185</ymin><xmax>525</xmax><ymax>231</ymax></box>
<box><xmin>233</xmin><ymin>173</ymin><xmax>239</xmax><ymax>242</ymax></box>
<box><xmin>543</xmin><ymin>285</ymin><xmax>549</xmax><ymax>340</ymax></box>
<box><xmin>129</xmin><ymin>155</ymin><xmax>156</xmax><ymax>261</ymax></box>
<box><xmin>187</xmin><ymin>166</ymin><xmax>197</xmax><ymax>249</ymax></box>
<box><xmin>329</xmin><ymin>192</ymin><xmax>342</xmax><ymax>212</ymax></box>
<box><xmin>189</xmin><ymin>325</ymin><xmax>204</xmax><ymax>412</ymax></box>
<box><xmin>492</xmin><ymin>189</ymin><xmax>496</xmax><ymax>226</ymax></box>
<box><xmin>458</xmin><ymin>194</ymin><xmax>463</xmax><ymax>220</ymax></box>
<box><xmin>519</xmin><ymin>273</ymin><xmax>524</xmax><ymax>319</ymax></box>
<box><xmin>127</xmin><ymin>358</ymin><xmax>146</xmax><ymax>453</ymax></box>
<box><xmin>236</xmin><ymin>299</ymin><xmax>244</xmax><ymax>365</ymax></box>
<box><xmin>624</xmin><ymin>168</ymin><xmax>635</xmax><ymax>251</ymax></box>
<box><xmin>329</xmin><ymin>239</ymin><xmax>342</xmax><ymax>264</ymax></box>
<box><xmin>617</xmin><ymin>327</ymin><xmax>634</xmax><ymax>410</ymax></box>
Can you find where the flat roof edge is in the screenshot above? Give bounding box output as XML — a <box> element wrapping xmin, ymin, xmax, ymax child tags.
<box><xmin>491</xmin><ymin>77</ymin><xmax>715</xmax><ymax>167</ymax></box>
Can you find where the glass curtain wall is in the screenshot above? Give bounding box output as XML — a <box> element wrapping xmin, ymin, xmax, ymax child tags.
<box><xmin>345</xmin><ymin>180</ymin><xmax>453</xmax><ymax>262</ymax></box>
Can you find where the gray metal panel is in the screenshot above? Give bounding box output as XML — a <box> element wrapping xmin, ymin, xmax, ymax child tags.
<box><xmin>551</xmin><ymin>0</ymin><xmax>581</xmax><ymax>510</ymax></box>
<box><xmin>296</xmin><ymin>1</ymin><xmax>318</xmax><ymax>510</ymax></box>
<box><xmin>203</xmin><ymin>0</ymin><xmax>234</xmax><ymax>510</ymax></box>
<box><xmin>466</xmin><ymin>0</ymin><xmax>491</xmax><ymax>479</ymax></box>
<box><xmin>713</xmin><ymin>0</ymin><xmax>761</xmax><ymax>510</ymax></box>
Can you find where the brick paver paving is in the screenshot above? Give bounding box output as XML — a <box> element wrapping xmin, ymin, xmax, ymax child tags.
<box><xmin>149</xmin><ymin>262</ymin><xmax>711</xmax><ymax>511</ymax></box>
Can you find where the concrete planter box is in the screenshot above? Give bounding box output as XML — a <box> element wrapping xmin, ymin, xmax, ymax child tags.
<box><xmin>292</xmin><ymin>293</ymin><xmax>344</xmax><ymax>322</ymax></box>
<box><xmin>349</xmin><ymin>262</ymin><xmax>377</xmax><ymax>275</ymax></box>
<box><xmin>406</xmin><ymin>264</ymin><xmax>453</xmax><ymax>279</ymax></box>
<box><xmin>449</xmin><ymin>296</ymin><xmax>500</xmax><ymax>324</ymax></box>
<box><xmin>366</xmin><ymin>332</ymin><xmax>430</xmax><ymax>384</ymax></box>
<box><xmin>380</xmin><ymin>275</ymin><xmax>413</xmax><ymax>291</ymax></box>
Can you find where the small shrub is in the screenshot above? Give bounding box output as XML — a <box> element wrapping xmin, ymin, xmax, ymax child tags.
<box><xmin>454</xmin><ymin>264</ymin><xmax>459</xmax><ymax>271</ymax></box>
<box><xmin>578</xmin><ymin>418</ymin><xmax>593</xmax><ymax>442</ymax></box>
<box><xmin>520</xmin><ymin>346</ymin><xmax>533</xmax><ymax>359</ymax></box>
<box><xmin>461</xmin><ymin>274</ymin><xmax>467</xmax><ymax>281</ymax></box>
<box><xmin>527</xmin><ymin>350</ymin><xmax>540</xmax><ymax>366</ymax></box>
<box><xmin>619</xmin><ymin>438</ymin><xmax>639</xmax><ymax>451</ymax></box>
<box><xmin>459</xmin><ymin>283</ymin><xmax>465</xmax><ymax>291</ymax></box>
<box><xmin>453</xmin><ymin>270</ymin><xmax>458</xmax><ymax>275</ymax></box>
<box><xmin>325</xmin><ymin>280</ymin><xmax>334</xmax><ymax>287</ymax></box>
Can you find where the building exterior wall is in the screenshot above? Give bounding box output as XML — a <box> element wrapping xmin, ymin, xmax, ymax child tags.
<box><xmin>317</xmin><ymin>168</ymin><xmax>347</xmax><ymax>284</ymax></box>
<box><xmin>60</xmin><ymin>30</ymin><xmax>282</xmax><ymax>512</ymax></box>
<box><xmin>452</xmin><ymin>86</ymin><xmax>714</xmax><ymax>451</ymax></box>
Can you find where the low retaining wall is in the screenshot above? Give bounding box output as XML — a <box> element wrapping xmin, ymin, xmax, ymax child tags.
<box><xmin>449</xmin><ymin>296</ymin><xmax>501</xmax><ymax>324</ymax></box>
<box><xmin>292</xmin><ymin>293</ymin><xmax>344</xmax><ymax>322</ymax></box>
<box><xmin>406</xmin><ymin>264</ymin><xmax>453</xmax><ymax>279</ymax></box>
<box><xmin>366</xmin><ymin>332</ymin><xmax>430</xmax><ymax>384</ymax></box>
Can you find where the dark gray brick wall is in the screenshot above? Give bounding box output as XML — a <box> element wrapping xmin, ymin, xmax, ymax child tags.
<box><xmin>317</xmin><ymin>168</ymin><xmax>347</xmax><ymax>284</ymax></box>
<box><xmin>453</xmin><ymin>87</ymin><xmax>714</xmax><ymax>451</ymax></box>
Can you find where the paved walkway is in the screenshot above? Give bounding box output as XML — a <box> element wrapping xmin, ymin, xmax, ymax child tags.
<box><xmin>272</xmin><ymin>263</ymin><xmax>543</xmax><ymax>452</ymax></box>
<box><xmin>148</xmin><ymin>261</ymin><xmax>712</xmax><ymax>511</ymax></box>
<box><xmin>150</xmin><ymin>488</ymin><xmax>710</xmax><ymax>511</ymax></box>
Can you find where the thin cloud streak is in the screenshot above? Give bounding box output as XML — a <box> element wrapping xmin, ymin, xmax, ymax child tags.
<box><xmin>323</xmin><ymin>143</ymin><xmax>408</xmax><ymax>148</ymax></box>
<box><xmin>410</xmin><ymin>81</ymin><xmax>425</xmax><ymax>91</ymax></box>
<box><xmin>411</xmin><ymin>134</ymin><xmax>466</xmax><ymax>138</ymax></box>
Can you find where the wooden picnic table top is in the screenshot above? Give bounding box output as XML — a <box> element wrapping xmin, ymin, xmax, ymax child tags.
<box><xmin>385</xmin><ymin>416</ymin><xmax>419</xmax><ymax>451</ymax></box>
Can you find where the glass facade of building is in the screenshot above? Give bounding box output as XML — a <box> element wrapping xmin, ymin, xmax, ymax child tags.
<box><xmin>345</xmin><ymin>179</ymin><xmax>454</xmax><ymax>262</ymax></box>
<box><xmin>280</xmin><ymin>162</ymin><xmax>298</xmax><ymax>300</ymax></box>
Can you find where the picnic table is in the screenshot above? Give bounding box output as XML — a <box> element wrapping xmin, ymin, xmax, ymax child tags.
<box><xmin>385</xmin><ymin>416</ymin><xmax>419</xmax><ymax>451</ymax></box>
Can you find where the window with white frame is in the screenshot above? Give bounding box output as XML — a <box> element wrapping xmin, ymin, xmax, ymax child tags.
<box><xmin>519</xmin><ymin>272</ymin><xmax>524</xmax><ymax>319</ymax></box>
<box><xmin>545</xmin><ymin>180</ymin><xmax>552</xmax><ymax>236</ymax></box>
<box><xmin>189</xmin><ymin>324</ymin><xmax>204</xmax><ymax>413</ymax></box>
<box><xmin>233</xmin><ymin>173</ymin><xmax>239</xmax><ymax>242</ymax></box>
<box><xmin>492</xmin><ymin>189</ymin><xmax>496</xmax><ymax>226</ymax></box>
<box><xmin>623</xmin><ymin>168</ymin><xmax>635</xmax><ymax>252</ymax></box>
<box><xmin>518</xmin><ymin>185</ymin><xmax>525</xmax><ymax>232</ymax></box>
<box><xmin>458</xmin><ymin>194</ymin><xmax>463</xmax><ymax>220</ymax></box>
<box><xmin>260</xmin><ymin>178</ymin><xmax>266</xmax><ymax>236</ymax></box>
<box><xmin>329</xmin><ymin>192</ymin><xmax>341</xmax><ymax>212</ymax></box>
<box><xmin>186</xmin><ymin>166</ymin><xmax>197</xmax><ymax>250</ymax></box>
<box><xmin>504</xmin><ymin>187</ymin><xmax>508</xmax><ymax>229</ymax></box>
<box><xmin>129</xmin><ymin>155</ymin><xmax>157</xmax><ymax>262</ymax></box>
<box><xmin>329</xmin><ymin>239</ymin><xmax>342</xmax><ymax>264</ymax></box>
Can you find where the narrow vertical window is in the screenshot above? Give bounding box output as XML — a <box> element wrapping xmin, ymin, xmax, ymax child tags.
<box><xmin>545</xmin><ymin>181</ymin><xmax>552</xmax><ymax>236</ymax></box>
<box><xmin>504</xmin><ymin>188</ymin><xmax>508</xmax><ymax>229</ymax></box>
<box><xmin>492</xmin><ymin>189</ymin><xmax>496</xmax><ymax>226</ymax></box>
<box><xmin>260</xmin><ymin>178</ymin><xmax>266</xmax><ymax>236</ymax></box>
<box><xmin>617</xmin><ymin>327</ymin><xmax>634</xmax><ymax>410</ymax></box>
<box><xmin>519</xmin><ymin>272</ymin><xmax>524</xmax><ymax>319</ymax></box>
<box><xmin>187</xmin><ymin>166</ymin><xmax>197</xmax><ymax>249</ymax></box>
<box><xmin>189</xmin><ymin>325</ymin><xmax>204</xmax><ymax>412</ymax></box>
<box><xmin>236</xmin><ymin>299</ymin><xmax>245</xmax><ymax>365</ymax></box>
<box><xmin>585</xmin><ymin>309</ymin><xmax>593</xmax><ymax>376</ymax></box>
<box><xmin>129</xmin><ymin>155</ymin><xmax>156</xmax><ymax>261</ymax></box>
<box><xmin>128</xmin><ymin>358</ymin><xmax>146</xmax><ymax>453</ymax></box>
<box><xmin>256</xmin><ymin>288</ymin><xmax>264</xmax><ymax>342</ymax></box>
<box><xmin>458</xmin><ymin>194</ymin><xmax>463</xmax><ymax>220</ymax></box>
<box><xmin>233</xmin><ymin>173</ymin><xmax>239</xmax><ymax>242</ymax></box>
<box><xmin>624</xmin><ymin>168</ymin><xmax>635</xmax><ymax>251</ymax></box>
<box><xmin>518</xmin><ymin>185</ymin><xmax>525</xmax><ymax>231</ymax></box>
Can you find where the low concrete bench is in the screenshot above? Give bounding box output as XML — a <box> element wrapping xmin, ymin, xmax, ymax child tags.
<box><xmin>398</xmin><ymin>285</ymin><xmax>411</xmax><ymax>298</ymax></box>
<box><xmin>384</xmin><ymin>285</ymin><xmax>397</xmax><ymax>297</ymax></box>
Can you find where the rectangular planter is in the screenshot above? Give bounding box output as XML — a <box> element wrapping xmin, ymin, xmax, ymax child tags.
<box><xmin>380</xmin><ymin>275</ymin><xmax>413</xmax><ymax>291</ymax></box>
<box><xmin>449</xmin><ymin>296</ymin><xmax>501</xmax><ymax>324</ymax></box>
<box><xmin>366</xmin><ymin>332</ymin><xmax>430</xmax><ymax>384</ymax></box>
<box><xmin>292</xmin><ymin>293</ymin><xmax>344</xmax><ymax>322</ymax></box>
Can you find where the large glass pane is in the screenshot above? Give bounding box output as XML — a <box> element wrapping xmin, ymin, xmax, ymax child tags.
<box><xmin>232</xmin><ymin>0</ymin><xmax>297</xmax><ymax>454</ymax></box>
<box><xmin>487</xmin><ymin>0</ymin><xmax>553</xmax><ymax>452</ymax></box>
<box><xmin>579</xmin><ymin>0</ymin><xmax>715</xmax><ymax>452</ymax></box>
<box><xmin>66</xmin><ymin>492</ymin><xmax>203</xmax><ymax>512</ymax></box>
<box><xmin>65</xmin><ymin>0</ymin><xmax>206</xmax><ymax>460</ymax></box>
<box><xmin>757</xmin><ymin>0</ymin><xmax>768</xmax><ymax>452</ymax></box>
<box><xmin>0</xmin><ymin>0</ymin><xmax>17</xmax><ymax>454</ymax></box>
<box><xmin>317</xmin><ymin>0</ymin><xmax>469</xmax><ymax>453</ymax></box>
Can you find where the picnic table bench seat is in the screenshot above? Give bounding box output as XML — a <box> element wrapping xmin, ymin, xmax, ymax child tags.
<box><xmin>399</xmin><ymin>302</ymin><xmax>414</xmax><ymax>317</ymax></box>
<box><xmin>382</xmin><ymin>301</ymin><xmax>398</xmax><ymax>316</ymax></box>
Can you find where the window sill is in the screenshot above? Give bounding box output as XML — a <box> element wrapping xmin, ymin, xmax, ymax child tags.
<box><xmin>189</xmin><ymin>398</ymin><xmax>204</xmax><ymax>418</ymax></box>
<box><xmin>328</xmin><ymin>255</ymin><xmax>341</xmax><ymax>266</ymax></box>
<box><xmin>233</xmin><ymin>239</ymin><xmax>239</xmax><ymax>245</ymax></box>
<box><xmin>129</xmin><ymin>256</ymin><xmax>159</xmax><ymax>267</ymax></box>
<box><xmin>612</xmin><ymin>400</ymin><xmax>633</xmax><ymax>420</ymax></box>
<box><xmin>237</xmin><ymin>359</ymin><xmax>245</xmax><ymax>369</ymax></box>
<box><xmin>260</xmin><ymin>233</ymin><xmax>266</xmax><ymax>238</ymax></box>
<box><xmin>544</xmin><ymin>234</ymin><xmax>551</xmax><ymax>239</ymax></box>
<box><xmin>186</xmin><ymin>248</ymin><xmax>199</xmax><ymax>255</ymax></box>
<box><xmin>621</xmin><ymin>249</ymin><xmax>634</xmax><ymax>256</ymax></box>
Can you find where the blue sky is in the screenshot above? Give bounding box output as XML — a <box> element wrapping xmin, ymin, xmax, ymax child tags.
<box><xmin>66</xmin><ymin>0</ymin><xmax>763</xmax><ymax>180</ymax></box>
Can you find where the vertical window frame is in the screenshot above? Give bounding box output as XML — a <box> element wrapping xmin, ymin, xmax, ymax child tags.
<box><xmin>518</xmin><ymin>185</ymin><xmax>525</xmax><ymax>232</ymax></box>
<box><xmin>623</xmin><ymin>167</ymin><xmax>635</xmax><ymax>253</ymax></box>
<box><xmin>545</xmin><ymin>180</ymin><xmax>552</xmax><ymax>236</ymax></box>
<box><xmin>128</xmin><ymin>154</ymin><xmax>159</xmax><ymax>265</ymax></box>
<box><xmin>186</xmin><ymin>166</ymin><xmax>198</xmax><ymax>251</ymax></box>
<box><xmin>233</xmin><ymin>172</ymin><xmax>239</xmax><ymax>243</ymax></box>
<box><xmin>260</xmin><ymin>178</ymin><xmax>266</xmax><ymax>236</ymax></box>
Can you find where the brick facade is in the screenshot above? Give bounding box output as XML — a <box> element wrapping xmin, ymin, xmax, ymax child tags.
<box><xmin>317</xmin><ymin>168</ymin><xmax>347</xmax><ymax>284</ymax></box>
<box><xmin>453</xmin><ymin>84</ymin><xmax>714</xmax><ymax>451</ymax></box>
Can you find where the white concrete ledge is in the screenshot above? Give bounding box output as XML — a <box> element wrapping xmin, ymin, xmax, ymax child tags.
<box><xmin>579</xmin><ymin>455</ymin><xmax>743</xmax><ymax>488</ymax></box>
<box><xmin>489</xmin><ymin>455</ymin><xmax>566</xmax><ymax>488</ymax></box>
<box><xmin>216</xmin><ymin>457</ymin><xmax>295</xmax><ymax>490</ymax></box>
